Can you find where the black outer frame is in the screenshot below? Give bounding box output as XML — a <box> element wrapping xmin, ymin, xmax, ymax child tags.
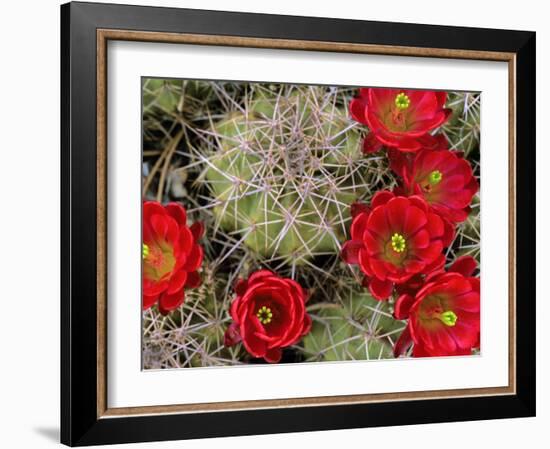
<box><xmin>61</xmin><ymin>1</ymin><xmax>536</xmax><ymax>446</ymax></box>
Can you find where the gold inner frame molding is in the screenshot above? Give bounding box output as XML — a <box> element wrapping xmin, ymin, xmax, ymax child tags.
<box><xmin>96</xmin><ymin>28</ymin><xmax>516</xmax><ymax>419</ymax></box>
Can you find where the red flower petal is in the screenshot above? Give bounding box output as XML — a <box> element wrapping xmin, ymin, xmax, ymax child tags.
<box><xmin>407</xmin><ymin>195</ymin><xmax>429</xmax><ymax>213</ymax></box>
<box><xmin>469</xmin><ymin>277</ymin><xmax>480</xmax><ymax>294</ymax></box>
<box><xmin>264</xmin><ymin>348</ymin><xmax>283</xmax><ymax>364</ymax></box>
<box><xmin>366</xmin><ymin>206</ymin><xmax>390</xmax><ymax>238</ymax></box>
<box><xmin>403</xmin><ymin>205</ymin><xmax>428</xmax><ymax>237</ymax></box>
<box><xmin>224</xmin><ymin>322</ymin><xmax>242</xmax><ymax>347</ymax></box>
<box><xmin>143</xmin><ymin>278</ymin><xmax>169</xmax><ymax>297</ymax></box>
<box><xmin>408</xmin><ymin>91</ymin><xmax>439</xmax><ymax>121</ymax></box>
<box><xmin>439</xmin><ymin>174</ymin><xmax>467</xmax><ymax>192</ymax></box>
<box><xmin>165</xmin><ymin>202</ymin><xmax>187</xmax><ymax>226</ymax></box>
<box><xmin>350</xmin><ymin>201</ymin><xmax>370</xmax><ymax>218</ymax></box>
<box><xmin>449</xmin><ymin>256</ymin><xmax>478</xmax><ymax>277</ymax></box>
<box><xmin>403</xmin><ymin>259</ymin><xmax>426</xmax><ymax>274</ymax></box>
<box><xmin>415</xmin><ymin>241</ymin><xmax>443</xmax><ymax>263</ymax></box>
<box><xmin>369</xmin><ymin>258</ymin><xmax>389</xmax><ymax>282</ymax></box>
<box><xmin>393</xmin><ymin>326</ymin><xmax>413</xmax><ymax>357</ymax></box>
<box><xmin>230</xmin><ymin>297</ymin><xmax>242</xmax><ymax>323</ymax></box>
<box><xmin>394</xmin><ymin>294</ymin><xmax>415</xmax><ymax>320</ymax></box>
<box><xmin>142</xmin><ymin>294</ymin><xmax>158</xmax><ymax>311</ymax></box>
<box><xmin>369</xmin><ymin>88</ymin><xmax>398</xmax><ymax>111</ymax></box>
<box><xmin>362</xmin><ymin>133</ymin><xmax>384</xmax><ymax>153</ymax></box>
<box><xmin>183</xmin><ymin>244</ymin><xmax>204</xmax><ymax>272</ymax></box>
<box><xmin>166</xmin><ymin>270</ymin><xmax>188</xmax><ymax>294</ymax></box>
<box><xmin>410</xmin><ymin>229</ymin><xmax>430</xmax><ymax>249</ymax></box>
<box><xmin>349</xmin><ymin>97</ymin><xmax>368</xmax><ymax>123</ymax></box>
<box><xmin>158</xmin><ymin>289</ymin><xmax>185</xmax><ymax>315</ymax></box>
<box><xmin>435</xmin><ymin>91</ymin><xmax>447</xmax><ymax>108</ymax></box>
<box><xmin>392</xmin><ymin>137</ymin><xmax>423</xmax><ymax>152</ymax></box>
<box><xmin>241</xmin><ymin>320</ymin><xmax>267</xmax><ymax>358</ymax></box>
<box><xmin>178</xmin><ymin>226</ymin><xmax>194</xmax><ymax>256</ymax></box>
<box><xmin>424</xmin><ymin>212</ymin><xmax>444</xmax><ymax>238</ymax></box>
<box><xmin>150</xmin><ymin>213</ymin><xmax>169</xmax><ymax>239</ymax></box>
<box><xmin>143</xmin><ymin>201</ymin><xmax>166</xmax><ymax>223</ymax></box>
<box><xmin>234</xmin><ymin>278</ymin><xmax>248</xmax><ymax>296</ymax></box>
<box><xmin>341</xmin><ymin>240</ymin><xmax>363</xmax><ymax>264</ymax></box>
<box><xmin>189</xmin><ymin>221</ymin><xmax>205</xmax><ymax>241</ymax></box>
<box><xmin>388</xmin><ymin>148</ymin><xmax>412</xmax><ymax>179</ymax></box>
<box><xmin>433</xmin><ymin>134</ymin><xmax>449</xmax><ymax>149</ymax></box>
<box><xmin>441</xmin><ymin>218</ymin><xmax>456</xmax><ymax>247</ymax></box>
<box><xmin>358</xmin><ymin>249</ymin><xmax>373</xmax><ymax>277</ymax></box>
<box><xmin>248</xmin><ymin>270</ymin><xmax>276</xmax><ymax>286</ymax></box>
<box><xmin>350</xmin><ymin>212</ymin><xmax>369</xmax><ymax>240</ymax></box>
<box><xmin>424</xmin><ymin>254</ymin><xmax>446</xmax><ymax>280</ymax></box>
<box><xmin>363</xmin><ymin>230</ymin><xmax>383</xmax><ymax>255</ymax></box>
<box><xmin>185</xmin><ymin>270</ymin><xmax>202</xmax><ymax>289</ymax></box>
<box><xmin>371</xmin><ymin>190</ymin><xmax>395</xmax><ymax>209</ymax></box>
<box><xmin>386</xmin><ymin>197</ymin><xmax>411</xmax><ymax>233</ymax></box>
<box><xmin>368</xmin><ymin>277</ymin><xmax>394</xmax><ymax>300</ymax></box>
<box><xmin>417</xmin><ymin>133</ymin><xmax>447</xmax><ymax>150</ymax></box>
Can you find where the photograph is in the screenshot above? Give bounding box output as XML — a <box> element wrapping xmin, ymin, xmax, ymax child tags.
<box><xmin>56</xmin><ymin>2</ymin><xmax>536</xmax><ymax>445</ymax></box>
<box><xmin>141</xmin><ymin>80</ymin><xmax>481</xmax><ymax>368</ymax></box>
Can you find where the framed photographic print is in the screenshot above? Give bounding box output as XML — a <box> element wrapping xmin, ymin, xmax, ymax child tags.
<box><xmin>60</xmin><ymin>1</ymin><xmax>536</xmax><ymax>446</ymax></box>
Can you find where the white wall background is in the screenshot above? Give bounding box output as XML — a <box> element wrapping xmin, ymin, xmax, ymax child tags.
<box><xmin>0</xmin><ymin>0</ymin><xmax>545</xmax><ymax>447</ymax></box>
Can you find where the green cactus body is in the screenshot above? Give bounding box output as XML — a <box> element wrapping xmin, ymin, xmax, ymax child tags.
<box><xmin>454</xmin><ymin>193</ymin><xmax>480</xmax><ymax>264</ymax></box>
<box><xmin>202</xmin><ymin>86</ymin><xmax>366</xmax><ymax>264</ymax></box>
<box><xmin>143</xmin><ymin>78</ymin><xmax>183</xmax><ymax>113</ymax></box>
<box><xmin>443</xmin><ymin>92</ymin><xmax>481</xmax><ymax>157</ymax></box>
<box><xmin>143</xmin><ymin>269</ymin><xmax>249</xmax><ymax>368</ymax></box>
<box><xmin>302</xmin><ymin>290</ymin><xmax>406</xmax><ymax>362</ymax></box>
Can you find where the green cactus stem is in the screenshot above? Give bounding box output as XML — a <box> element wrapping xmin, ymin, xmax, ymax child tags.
<box><xmin>199</xmin><ymin>85</ymin><xmax>389</xmax><ymax>264</ymax></box>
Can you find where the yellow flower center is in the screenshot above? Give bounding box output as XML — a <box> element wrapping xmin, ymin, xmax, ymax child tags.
<box><xmin>428</xmin><ymin>170</ymin><xmax>443</xmax><ymax>185</ymax></box>
<box><xmin>256</xmin><ymin>306</ymin><xmax>273</xmax><ymax>325</ymax></box>
<box><xmin>439</xmin><ymin>310</ymin><xmax>458</xmax><ymax>327</ymax></box>
<box><xmin>391</xmin><ymin>233</ymin><xmax>406</xmax><ymax>253</ymax></box>
<box><xmin>395</xmin><ymin>92</ymin><xmax>410</xmax><ymax>110</ymax></box>
<box><xmin>142</xmin><ymin>242</ymin><xmax>176</xmax><ymax>282</ymax></box>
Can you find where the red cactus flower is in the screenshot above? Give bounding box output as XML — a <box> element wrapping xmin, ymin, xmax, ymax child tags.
<box><xmin>341</xmin><ymin>191</ymin><xmax>447</xmax><ymax>301</ymax></box>
<box><xmin>350</xmin><ymin>88</ymin><xmax>452</xmax><ymax>153</ymax></box>
<box><xmin>393</xmin><ymin>256</ymin><xmax>480</xmax><ymax>357</ymax></box>
<box><xmin>224</xmin><ymin>271</ymin><xmax>312</xmax><ymax>363</ymax></box>
<box><xmin>399</xmin><ymin>149</ymin><xmax>479</xmax><ymax>223</ymax></box>
<box><xmin>142</xmin><ymin>201</ymin><xmax>204</xmax><ymax>315</ymax></box>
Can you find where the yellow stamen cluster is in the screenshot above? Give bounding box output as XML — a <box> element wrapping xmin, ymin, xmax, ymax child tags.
<box><xmin>439</xmin><ymin>310</ymin><xmax>458</xmax><ymax>327</ymax></box>
<box><xmin>256</xmin><ymin>306</ymin><xmax>273</xmax><ymax>325</ymax></box>
<box><xmin>395</xmin><ymin>92</ymin><xmax>410</xmax><ymax>110</ymax></box>
<box><xmin>428</xmin><ymin>170</ymin><xmax>443</xmax><ymax>185</ymax></box>
<box><xmin>391</xmin><ymin>233</ymin><xmax>406</xmax><ymax>253</ymax></box>
<box><xmin>142</xmin><ymin>243</ymin><xmax>149</xmax><ymax>260</ymax></box>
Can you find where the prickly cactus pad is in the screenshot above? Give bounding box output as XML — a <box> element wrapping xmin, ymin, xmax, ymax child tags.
<box><xmin>201</xmin><ymin>85</ymin><xmax>384</xmax><ymax>263</ymax></box>
<box><xmin>302</xmin><ymin>290</ymin><xmax>405</xmax><ymax>362</ymax></box>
